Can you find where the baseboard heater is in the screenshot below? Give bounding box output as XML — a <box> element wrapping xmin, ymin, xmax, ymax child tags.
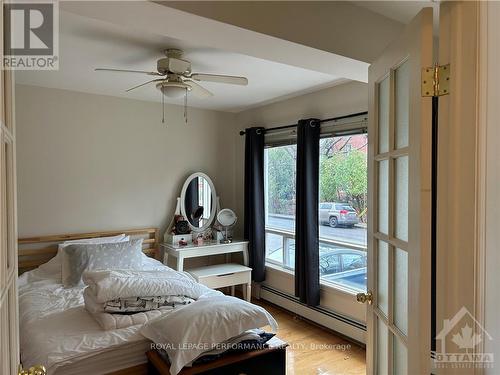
<box><xmin>260</xmin><ymin>284</ymin><xmax>366</xmax><ymax>345</ymax></box>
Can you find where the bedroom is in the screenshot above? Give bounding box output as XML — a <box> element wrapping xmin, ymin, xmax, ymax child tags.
<box><xmin>1</xmin><ymin>1</ymin><xmax>499</xmax><ymax>375</ymax></box>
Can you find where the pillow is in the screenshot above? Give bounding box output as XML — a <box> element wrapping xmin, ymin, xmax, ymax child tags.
<box><xmin>62</xmin><ymin>238</ymin><xmax>144</xmax><ymax>287</ymax></box>
<box><xmin>36</xmin><ymin>234</ymin><xmax>130</xmax><ymax>279</ymax></box>
<box><xmin>140</xmin><ymin>295</ymin><xmax>278</xmax><ymax>375</ymax></box>
<box><xmin>58</xmin><ymin>233</ymin><xmax>129</xmax><ymax>253</ymax></box>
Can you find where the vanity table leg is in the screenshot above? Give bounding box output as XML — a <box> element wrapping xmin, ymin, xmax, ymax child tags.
<box><xmin>163</xmin><ymin>253</ymin><xmax>169</xmax><ymax>267</ymax></box>
<box><xmin>176</xmin><ymin>256</ymin><xmax>184</xmax><ymax>272</ymax></box>
<box><xmin>245</xmin><ymin>283</ymin><xmax>251</xmax><ymax>302</ymax></box>
<box><xmin>230</xmin><ymin>285</ymin><xmax>235</xmax><ymax>296</ymax></box>
<box><xmin>242</xmin><ymin>249</ymin><xmax>249</xmax><ymax>266</ymax></box>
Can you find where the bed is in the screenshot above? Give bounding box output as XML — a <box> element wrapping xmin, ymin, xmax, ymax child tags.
<box><xmin>18</xmin><ymin>228</ymin><xmax>281</xmax><ymax>375</ymax></box>
<box><xmin>18</xmin><ymin>228</ymin><xmax>160</xmax><ymax>375</ymax></box>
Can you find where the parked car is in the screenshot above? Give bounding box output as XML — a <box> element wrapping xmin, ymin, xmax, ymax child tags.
<box><xmin>319</xmin><ymin>248</ymin><xmax>367</xmax><ymax>276</ymax></box>
<box><xmin>319</xmin><ymin>202</ymin><xmax>359</xmax><ymax>228</ymax></box>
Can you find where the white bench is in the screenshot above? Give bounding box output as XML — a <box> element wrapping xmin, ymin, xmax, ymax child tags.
<box><xmin>187</xmin><ymin>263</ymin><xmax>252</xmax><ymax>302</ymax></box>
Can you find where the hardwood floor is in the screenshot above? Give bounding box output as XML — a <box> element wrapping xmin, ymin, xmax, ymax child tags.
<box><xmin>256</xmin><ymin>299</ymin><xmax>366</xmax><ymax>375</ymax></box>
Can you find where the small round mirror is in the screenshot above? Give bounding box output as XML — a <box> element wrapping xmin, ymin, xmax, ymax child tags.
<box><xmin>215</xmin><ymin>209</ymin><xmax>237</xmax><ymax>243</ymax></box>
<box><xmin>180</xmin><ymin>172</ymin><xmax>216</xmax><ymax>232</ymax></box>
<box><xmin>216</xmin><ymin>209</ymin><xmax>237</xmax><ymax>227</ymax></box>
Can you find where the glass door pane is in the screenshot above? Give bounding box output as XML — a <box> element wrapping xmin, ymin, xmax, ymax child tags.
<box><xmin>395</xmin><ymin>156</ymin><xmax>409</xmax><ymax>241</ymax></box>
<box><xmin>378</xmin><ymin>76</ymin><xmax>390</xmax><ymax>153</ymax></box>
<box><xmin>395</xmin><ymin>60</ymin><xmax>410</xmax><ymax>149</ymax></box>
<box><xmin>377</xmin><ymin>318</ymin><xmax>389</xmax><ymax>375</ymax></box>
<box><xmin>377</xmin><ymin>240</ymin><xmax>389</xmax><ymax>316</ymax></box>
<box><xmin>394</xmin><ymin>248</ymin><xmax>408</xmax><ymax>335</ymax></box>
<box><xmin>378</xmin><ymin>159</ymin><xmax>389</xmax><ymax>235</ymax></box>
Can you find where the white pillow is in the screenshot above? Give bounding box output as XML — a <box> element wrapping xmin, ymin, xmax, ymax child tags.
<box><xmin>58</xmin><ymin>233</ymin><xmax>129</xmax><ymax>252</ymax></box>
<box><xmin>140</xmin><ymin>295</ymin><xmax>278</xmax><ymax>375</ymax></box>
<box><xmin>37</xmin><ymin>234</ymin><xmax>129</xmax><ymax>278</ymax></box>
<box><xmin>62</xmin><ymin>238</ymin><xmax>143</xmax><ymax>287</ymax></box>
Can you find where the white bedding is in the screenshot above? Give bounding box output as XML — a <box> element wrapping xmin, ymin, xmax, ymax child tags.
<box><xmin>82</xmin><ymin>269</ymin><xmax>218</xmax><ymax>303</ymax></box>
<box><xmin>19</xmin><ymin>253</ymin><xmax>277</xmax><ymax>375</ymax></box>
<box><xmin>81</xmin><ymin>269</ymin><xmax>220</xmax><ymax>330</ymax></box>
<box><xmin>141</xmin><ymin>296</ymin><xmax>278</xmax><ymax>375</ymax></box>
<box><xmin>18</xmin><ymin>254</ymin><xmax>177</xmax><ymax>374</ymax></box>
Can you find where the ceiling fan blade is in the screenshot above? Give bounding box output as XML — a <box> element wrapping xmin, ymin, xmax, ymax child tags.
<box><xmin>126</xmin><ymin>79</ymin><xmax>164</xmax><ymax>92</ymax></box>
<box><xmin>190</xmin><ymin>73</ymin><xmax>248</xmax><ymax>86</ymax></box>
<box><xmin>95</xmin><ymin>68</ymin><xmax>163</xmax><ymax>76</ymax></box>
<box><xmin>185</xmin><ymin>80</ymin><xmax>214</xmax><ymax>98</ymax></box>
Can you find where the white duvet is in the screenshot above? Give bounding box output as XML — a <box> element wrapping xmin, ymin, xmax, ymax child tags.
<box><xmin>17</xmin><ymin>254</ymin><xmax>196</xmax><ymax>374</ymax></box>
<box><xmin>83</xmin><ymin>269</ymin><xmax>218</xmax><ymax>303</ymax></box>
<box><xmin>82</xmin><ymin>269</ymin><xmax>220</xmax><ymax>330</ymax></box>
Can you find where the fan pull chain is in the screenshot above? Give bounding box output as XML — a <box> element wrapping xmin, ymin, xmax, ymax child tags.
<box><xmin>161</xmin><ymin>89</ymin><xmax>165</xmax><ymax>125</ymax></box>
<box><xmin>184</xmin><ymin>89</ymin><xmax>188</xmax><ymax>124</ymax></box>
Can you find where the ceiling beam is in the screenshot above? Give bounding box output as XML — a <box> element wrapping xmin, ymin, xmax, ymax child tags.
<box><xmin>61</xmin><ymin>1</ymin><xmax>369</xmax><ymax>82</ymax></box>
<box><xmin>160</xmin><ymin>1</ymin><xmax>405</xmax><ymax>63</ymax></box>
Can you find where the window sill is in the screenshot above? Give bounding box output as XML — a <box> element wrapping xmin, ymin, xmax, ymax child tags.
<box><xmin>264</xmin><ymin>263</ymin><xmax>360</xmax><ymax>297</ymax></box>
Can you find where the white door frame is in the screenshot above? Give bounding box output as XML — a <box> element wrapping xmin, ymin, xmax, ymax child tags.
<box><xmin>435</xmin><ymin>2</ymin><xmax>482</xmax><ymax>375</ymax></box>
<box><xmin>476</xmin><ymin>2</ymin><xmax>499</xmax><ymax>375</ymax></box>
<box><xmin>1</xmin><ymin>0</ymin><xmax>20</xmax><ymax>372</ymax></box>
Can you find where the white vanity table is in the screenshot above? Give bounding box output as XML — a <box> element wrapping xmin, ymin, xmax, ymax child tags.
<box><xmin>163</xmin><ymin>172</ymin><xmax>252</xmax><ymax>301</ymax></box>
<box><xmin>161</xmin><ymin>240</ymin><xmax>249</xmax><ymax>271</ymax></box>
<box><xmin>161</xmin><ymin>241</ymin><xmax>251</xmax><ymax>301</ymax></box>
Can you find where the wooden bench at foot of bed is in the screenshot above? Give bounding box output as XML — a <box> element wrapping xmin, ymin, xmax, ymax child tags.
<box><xmin>106</xmin><ymin>364</ymin><xmax>148</xmax><ymax>375</ymax></box>
<box><xmin>146</xmin><ymin>338</ymin><xmax>287</xmax><ymax>375</ymax></box>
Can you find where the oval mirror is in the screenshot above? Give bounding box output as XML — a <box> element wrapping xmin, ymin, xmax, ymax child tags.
<box><xmin>180</xmin><ymin>172</ymin><xmax>217</xmax><ymax>232</ymax></box>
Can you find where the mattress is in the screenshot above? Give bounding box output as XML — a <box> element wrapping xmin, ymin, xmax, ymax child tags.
<box><xmin>18</xmin><ymin>255</ymin><xmax>168</xmax><ymax>375</ymax></box>
<box><xmin>52</xmin><ymin>340</ymin><xmax>152</xmax><ymax>375</ymax></box>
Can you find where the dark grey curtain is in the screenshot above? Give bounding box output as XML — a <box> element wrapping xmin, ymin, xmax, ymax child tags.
<box><xmin>244</xmin><ymin>127</ymin><xmax>266</xmax><ymax>282</ymax></box>
<box><xmin>295</xmin><ymin>118</ymin><xmax>320</xmax><ymax>306</ymax></box>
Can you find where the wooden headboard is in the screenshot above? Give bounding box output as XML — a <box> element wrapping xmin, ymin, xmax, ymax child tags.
<box><xmin>18</xmin><ymin>228</ymin><xmax>160</xmax><ymax>274</ymax></box>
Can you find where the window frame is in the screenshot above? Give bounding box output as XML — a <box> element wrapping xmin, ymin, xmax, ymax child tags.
<box><xmin>263</xmin><ymin>118</ymin><xmax>368</xmax><ymax>294</ymax></box>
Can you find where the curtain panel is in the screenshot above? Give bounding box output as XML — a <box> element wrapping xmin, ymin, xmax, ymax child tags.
<box><xmin>244</xmin><ymin>127</ymin><xmax>266</xmax><ymax>282</ymax></box>
<box><xmin>295</xmin><ymin>119</ymin><xmax>321</xmax><ymax>306</ymax></box>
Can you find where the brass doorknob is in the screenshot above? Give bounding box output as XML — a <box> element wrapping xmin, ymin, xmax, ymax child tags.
<box><xmin>356</xmin><ymin>291</ymin><xmax>373</xmax><ymax>305</ymax></box>
<box><xmin>18</xmin><ymin>365</ymin><xmax>46</xmax><ymax>375</ymax></box>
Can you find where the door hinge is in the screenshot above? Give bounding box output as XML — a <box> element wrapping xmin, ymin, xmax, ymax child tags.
<box><xmin>421</xmin><ymin>64</ymin><xmax>450</xmax><ymax>97</ymax></box>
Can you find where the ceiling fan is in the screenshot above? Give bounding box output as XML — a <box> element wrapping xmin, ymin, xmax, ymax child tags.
<box><xmin>95</xmin><ymin>49</ymin><xmax>248</xmax><ymax>124</ymax></box>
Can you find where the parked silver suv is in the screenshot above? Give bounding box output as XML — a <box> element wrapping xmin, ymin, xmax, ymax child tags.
<box><xmin>319</xmin><ymin>202</ymin><xmax>359</xmax><ymax>228</ymax></box>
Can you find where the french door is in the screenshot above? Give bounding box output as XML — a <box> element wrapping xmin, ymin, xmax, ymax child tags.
<box><xmin>0</xmin><ymin>1</ymin><xmax>21</xmax><ymax>373</ymax></box>
<box><xmin>364</xmin><ymin>8</ymin><xmax>433</xmax><ymax>374</ymax></box>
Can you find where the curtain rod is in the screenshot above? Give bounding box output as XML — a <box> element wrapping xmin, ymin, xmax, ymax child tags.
<box><xmin>238</xmin><ymin>111</ymin><xmax>368</xmax><ymax>136</ymax></box>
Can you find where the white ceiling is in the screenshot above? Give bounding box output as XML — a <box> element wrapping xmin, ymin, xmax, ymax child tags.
<box><xmin>15</xmin><ymin>9</ymin><xmax>351</xmax><ymax>113</ymax></box>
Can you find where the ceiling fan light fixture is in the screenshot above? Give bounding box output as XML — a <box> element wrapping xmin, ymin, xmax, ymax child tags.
<box><xmin>156</xmin><ymin>82</ymin><xmax>190</xmax><ymax>98</ymax></box>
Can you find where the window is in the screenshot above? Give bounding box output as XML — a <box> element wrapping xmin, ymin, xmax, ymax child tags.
<box><xmin>264</xmin><ymin>144</ymin><xmax>296</xmax><ymax>270</ymax></box>
<box><xmin>319</xmin><ymin>133</ymin><xmax>367</xmax><ymax>292</ymax></box>
<box><xmin>264</xmin><ymin>127</ymin><xmax>368</xmax><ymax>293</ymax></box>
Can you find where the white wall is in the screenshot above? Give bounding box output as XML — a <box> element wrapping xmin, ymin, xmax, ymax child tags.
<box><xmin>15</xmin><ymin>84</ymin><xmax>237</xmax><ymax>237</ymax></box>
